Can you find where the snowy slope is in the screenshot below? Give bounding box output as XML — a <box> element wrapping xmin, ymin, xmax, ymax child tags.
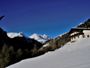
<box><xmin>7</xmin><ymin>32</ymin><xmax>24</xmax><ymax>38</ymax></box>
<box><xmin>7</xmin><ymin>36</ymin><xmax>90</xmax><ymax>68</ymax></box>
<box><xmin>29</xmin><ymin>33</ymin><xmax>49</xmax><ymax>43</ymax></box>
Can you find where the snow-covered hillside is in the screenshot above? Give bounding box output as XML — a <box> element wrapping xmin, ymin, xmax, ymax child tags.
<box><xmin>7</xmin><ymin>32</ymin><xmax>24</xmax><ymax>38</ymax></box>
<box><xmin>7</xmin><ymin>36</ymin><xmax>90</xmax><ymax>68</ymax></box>
<box><xmin>29</xmin><ymin>33</ymin><xmax>49</xmax><ymax>43</ymax></box>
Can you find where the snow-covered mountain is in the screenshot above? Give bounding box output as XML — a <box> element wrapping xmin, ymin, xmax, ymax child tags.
<box><xmin>7</xmin><ymin>35</ymin><xmax>90</xmax><ymax>68</ymax></box>
<box><xmin>7</xmin><ymin>32</ymin><xmax>49</xmax><ymax>43</ymax></box>
<box><xmin>7</xmin><ymin>32</ymin><xmax>24</xmax><ymax>38</ymax></box>
<box><xmin>29</xmin><ymin>33</ymin><xmax>49</xmax><ymax>43</ymax></box>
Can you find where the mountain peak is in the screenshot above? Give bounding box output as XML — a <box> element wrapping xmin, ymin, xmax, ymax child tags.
<box><xmin>29</xmin><ymin>33</ymin><xmax>49</xmax><ymax>43</ymax></box>
<box><xmin>7</xmin><ymin>32</ymin><xmax>24</xmax><ymax>38</ymax></box>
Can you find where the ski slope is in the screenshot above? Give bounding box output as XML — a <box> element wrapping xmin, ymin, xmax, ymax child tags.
<box><xmin>7</xmin><ymin>37</ymin><xmax>90</xmax><ymax>68</ymax></box>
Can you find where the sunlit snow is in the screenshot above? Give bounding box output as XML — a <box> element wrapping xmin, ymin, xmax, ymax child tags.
<box><xmin>7</xmin><ymin>36</ymin><xmax>90</xmax><ymax>68</ymax></box>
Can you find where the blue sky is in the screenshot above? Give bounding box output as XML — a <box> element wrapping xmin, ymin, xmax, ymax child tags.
<box><xmin>0</xmin><ymin>0</ymin><xmax>90</xmax><ymax>37</ymax></box>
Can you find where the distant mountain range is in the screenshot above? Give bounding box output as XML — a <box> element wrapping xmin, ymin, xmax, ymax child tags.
<box><xmin>0</xmin><ymin>19</ymin><xmax>90</xmax><ymax>68</ymax></box>
<box><xmin>7</xmin><ymin>33</ymin><xmax>49</xmax><ymax>43</ymax></box>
